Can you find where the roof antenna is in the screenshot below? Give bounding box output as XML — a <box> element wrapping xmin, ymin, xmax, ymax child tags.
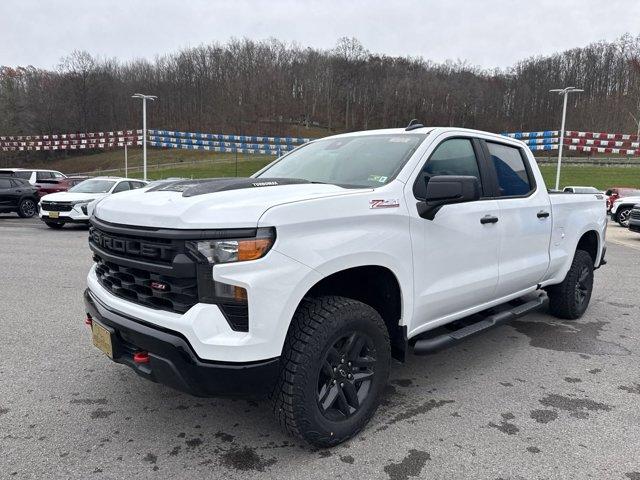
<box><xmin>405</xmin><ymin>119</ymin><xmax>424</xmax><ymax>131</ymax></box>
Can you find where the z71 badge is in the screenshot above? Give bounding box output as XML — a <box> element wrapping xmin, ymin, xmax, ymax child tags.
<box><xmin>369</xmin><ymin>199</ymin><xmax>400</xmax><ymax>209</ymax></box>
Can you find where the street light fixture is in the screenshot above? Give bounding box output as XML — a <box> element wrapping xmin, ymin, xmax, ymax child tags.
<box><xmin>549</xmin><ymin>87</ymin><xmax>583</xmax><ymax>190</ymax></box>
<box><xmin>629</xmin><ymin>111</ymin><xmax>640</xmax><ymax>140</ymax></box>
<box><xmin>132</xmin><ymin>93</ymin><xmax>157</xmax><ymax>181</ymax></box>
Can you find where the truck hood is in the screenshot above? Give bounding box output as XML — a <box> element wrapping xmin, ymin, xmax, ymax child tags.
<box><xmin>94</xmin><ymin>182</ymin><xmax>366</xmax><ymax>229</ymax></box>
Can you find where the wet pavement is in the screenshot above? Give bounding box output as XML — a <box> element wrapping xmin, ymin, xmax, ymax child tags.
<box><xmin>1</xmin><ymin>217</ymin><xmax>639</xmax><ymax>479</ymax></box>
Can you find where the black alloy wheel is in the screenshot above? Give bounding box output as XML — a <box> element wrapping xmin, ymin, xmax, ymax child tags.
<box><xmin>574</xmin><ymin>264</ymin><xmax>591</xmax><ymax>309</ymax></box>
<box><xmin>317</xmin><ymin>331</ymin><xmax>376</xmax><ymax>421</ymax></box>
<box><xmin>18</xmin><ymin>199</ymin><xmax>37</xmax><ymax>218</ymax></box>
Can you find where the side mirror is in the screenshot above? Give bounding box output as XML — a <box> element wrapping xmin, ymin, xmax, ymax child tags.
<box><xmin>417</xmin><ymin>175</ymin><xmax>481</xmax><ymax>220</ymax></box>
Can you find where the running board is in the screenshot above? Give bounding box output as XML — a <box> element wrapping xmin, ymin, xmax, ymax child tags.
<box><xmin>412</xmin><ymin>293</ymin><xmax>548</xmax><ymax>355</ymax></box>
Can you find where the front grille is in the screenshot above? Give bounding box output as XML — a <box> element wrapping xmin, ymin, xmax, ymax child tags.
<box><xmin>89</xmin><ymin>225</ymin><xmax>198</xmax><ymax>314</ymax></box>
<box><xmin>41</xmin><ymin>201</ymin><xmax>73</xmax><ymax>212</ymax></box>
<box><xmin>94</xmin><ymin>256</ymin><xmax>198</xmax><ymax>313</ymax></box>
<box><xmin>630</xmin><ymin>209</ymin><xmax>640</xmax><ymax>220</ymax></box>
<box><xmin>88</xmin><ymin>221</ymin><xmax>250</xmax><ymax>331</ymax></box>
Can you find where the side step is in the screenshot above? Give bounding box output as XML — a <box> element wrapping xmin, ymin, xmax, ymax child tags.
<box><xmin>413</xmin><ymin>293</ymin><xmax>548</xmax><ymax>355</ymax></box>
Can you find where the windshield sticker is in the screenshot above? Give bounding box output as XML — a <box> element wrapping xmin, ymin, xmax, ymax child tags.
<box><xmin>368</xmin><ymin>175</ymin><xmax>388</xmax><ymax>183</ymax></box>
<box><xmin>389</xmin><ymin>137</ymin><xmax>413</xmax><ymax>143</ymax></box>
<box><xmin>370</xmin><ymin>199</ymin><xmax>400</xmax><ymax>209</ymax></box>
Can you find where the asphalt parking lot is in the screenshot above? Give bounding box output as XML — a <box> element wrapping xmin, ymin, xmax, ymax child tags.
<box><xmin>1</xmin><ymin>216</ymin><xmax>640</xmax><ymax>480</ymax></box>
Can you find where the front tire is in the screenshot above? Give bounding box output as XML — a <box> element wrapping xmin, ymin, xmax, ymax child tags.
<box><xmin>617</xmin><ymin>207</ymin><xmax>632</xmax><ymax>227</ymax></box>
<box><xmin>272</xmin><ymin>296</ymin><xmax>390</xmax><ymax>447</ymax></box>
<box><xmin>547</xmin><ymin>250</ymin><xmax>594</xmax><ymax>320</ymax></box>
<box><xmin>17</xmin><ymin>198</ymin><xmax>37</xmax><ymax>218</ymax></box>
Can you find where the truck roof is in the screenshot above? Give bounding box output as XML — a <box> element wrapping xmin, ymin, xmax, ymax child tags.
<box><xmin>316</xmin><ymin>127</ymin><xmax>525</xmax><ymax>147</ymax></box>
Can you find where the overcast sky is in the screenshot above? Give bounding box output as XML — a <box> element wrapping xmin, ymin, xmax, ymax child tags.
<box><xmin>2</xmin><ymin>0</ymin><xmax>640</xmax><ymax>70</ymax></box>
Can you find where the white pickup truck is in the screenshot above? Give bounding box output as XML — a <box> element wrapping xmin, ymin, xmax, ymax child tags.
<box><xmin>83</xmin><ymin>126</ymin><xmax>607</xmax><ymax>447</ymax></box>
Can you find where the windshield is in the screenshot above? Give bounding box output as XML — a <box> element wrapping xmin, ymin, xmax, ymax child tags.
<box><xmin>256</xmin><ymin>133</ymin><xmax>427</xmax><ymax>187</ymax></box>
<box><xmin>69</xmin><ymin>179</ymin><xmax>116</xmax><ymax>193</ymax></box>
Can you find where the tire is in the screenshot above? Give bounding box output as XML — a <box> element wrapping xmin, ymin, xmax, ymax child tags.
<box><xmin>617</xmin><ymin>207</ymin><xmax>632</xmax><ymax>227</ymax></box>
<box><xmin>17</xmin><ymin>198</ymin><xmax>37</xmax><ymax>218</ymax></box>
<box><xmin>547</xmin><ymin>250</ymin><xmax>594</xmax><ymax>320</ymax></box>
<box><xmin>44</xmin><ymin>221</ymin><xmax>64</xmax><ymax>229</ymax></box>
<box><xmin>272</xmin><ymin>295</ymin><xmax>391</xmax><ymax>447</ymax></box>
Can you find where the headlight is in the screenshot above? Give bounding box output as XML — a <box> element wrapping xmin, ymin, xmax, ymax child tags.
<box><xmin>188</xmin><ymin>228</ymin><xmax>275</xmax><ymax>264</ymax></box>
<box><xmin>71</xmin><ymin>199</ymin><xmax>95</xmax><ymax>206</ymax></box>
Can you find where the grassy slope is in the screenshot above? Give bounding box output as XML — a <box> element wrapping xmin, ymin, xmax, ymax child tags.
<box><xmin>538</xmin><ymin>164</ymin><xmax>640</xmax><ymax>190</ymax></box>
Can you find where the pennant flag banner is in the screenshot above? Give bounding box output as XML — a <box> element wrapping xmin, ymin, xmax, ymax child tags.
<box><xmin>147</xmin><ymin>129</ymin><xmax>309</xmax><ymax>155</ymax></box>
<box><xmin>148</xmin><ymin>129</ymin><xmax>310</xmax><ymax>145</ymax></box>
<box><xmin>502</xmin><ymin>130</ymin><xmax>560</xmax><ymax>139</ymax></box>
<box><xmin>147</xmin><ymin>135</ymin><xmax>295</xmax><ymax>153</ymax></box>
<box><xmin>565</xmin><ymin>131</ymin><xmax>640</xmax><ymax>141</ymax></box>
<box><xmin>528</xmin><ymin>144</ymin><xmax>559</xmax><ymax>151</ymax></box>
<box><xmin>148</xmin><ymin>141</ymin><xmax>292</xmax><ymax>156</ymax></box>
<box><xmin>0</xmin><ymin>130</ymin><xmax>142</xmax><ymax>152</ymax></box>
<box><xmin>502</xmin><ymin>129</ymin><xmax>640</xmax><ymax>155</ymax></box>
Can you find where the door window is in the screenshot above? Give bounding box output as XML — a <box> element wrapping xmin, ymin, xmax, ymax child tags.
<box><xmin>414</xmin><ymin>138</ymin><xmax>482</xmax><ymax>199</ymax></box>
<box><xmin>486</xmin><ymin>142</ymin><xmax>533</xmax><ymax>197</ymax></box>
<box><xmin>112</xmin><ymin>182</ymin><xmax>131</xmax><ymax>193</ymax></box>
<box><xmin>36</xmin><ymin>171</ymin><xmax>54</xmax><ymax>180</ymax></box>
<box><xmin>0</xmin><ymin>178</ymin><xmax>12</xmax><ymax>188</ymax></box>
<box><xmin>129</xmin><ymin>181</ymin><xmax>145</xmax><ymax>189</ymax></box>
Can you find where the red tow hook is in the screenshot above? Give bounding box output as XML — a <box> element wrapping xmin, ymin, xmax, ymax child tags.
<box><xmin>85</xmin><ymin>313</ymin><xmax>93</xmax><ymax>326</ymax></box>
<box><xmin>133</xmin><ymin>351</ymin><xmax>150</xmax><ymax>364</ymax></box>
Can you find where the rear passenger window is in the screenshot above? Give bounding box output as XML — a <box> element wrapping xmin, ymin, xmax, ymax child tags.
<box><xmin>487</xmin><ymin>142</ymin><xmax>533</xmax><ymax>197</ymax></box>
<box><xmin>414</xmin><ymin>138</ymin><xmax>482</xmax><ymax>199</ymax></box>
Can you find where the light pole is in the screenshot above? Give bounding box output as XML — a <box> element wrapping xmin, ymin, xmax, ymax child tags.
<box><xmin>549</xmin><ymin>87</ymin><xmax>583</xmax><ymax>190</ymax></box>
<box><xmin>629</xmin><ymin>112</ymin><xmax>640</xmax><ymax>140</ymax></box>
<box><xmin>132</xmin><ymin>93</ymin><xmax>157</xmax><ymax>181</ymax></box>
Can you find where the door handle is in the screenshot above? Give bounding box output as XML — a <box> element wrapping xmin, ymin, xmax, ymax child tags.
<box><xmin>537</xmin><ymin>211</ymin><xmax>550</xmax><ymax>218</ymax></box>
<box><xmin>480</xmin><ymin>215</ymin><xmax>499</xmax><ymax>224</ymax></box>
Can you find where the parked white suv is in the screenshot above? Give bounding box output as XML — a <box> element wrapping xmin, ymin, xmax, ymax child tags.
<box><xmin>0</xmin><ymin>168</ymin><xmax>66</xmax><ymax>185</ymax></box>
<box><xmin>83</xmin><ymin>126</ymin><xmax>607</xmax><ymax>446</ymax></box>
<box><xmin>40</xmin><ymin>177</ymin><xmax>147</xmax><ymax>228</ymax></box>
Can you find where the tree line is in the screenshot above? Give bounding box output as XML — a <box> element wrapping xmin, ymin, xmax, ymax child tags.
<box><xmin>1</xmin><ymin>35</ymin><xmax>639</xmax><ymax>152</ymax></box>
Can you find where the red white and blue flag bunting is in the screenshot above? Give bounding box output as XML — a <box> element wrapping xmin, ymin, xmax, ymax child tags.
<box><xmin>148</xmin><ymin>141</ymin><xmax>291</xmax><ymax>156</ymax></box>
<box><xmin>148</xmin><ymin>129</ymin><xmax>310</xmax><ymax>145</ymax></box>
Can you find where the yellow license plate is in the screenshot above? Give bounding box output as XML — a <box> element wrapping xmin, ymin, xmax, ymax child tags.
<box><xmin>49</xmin><ymin>211</ymin><xmax>59</xmax><ymax>219</ymax></box>
<box><xmin>92</xmin><ymin>321</ymin><xmax>113</xmax><ymax>359</ymax></box>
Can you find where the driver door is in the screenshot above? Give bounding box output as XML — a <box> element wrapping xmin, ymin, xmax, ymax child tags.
<box><xmin>405</xmin><ymin>136</ymin><xmax>500</xmax><ymax>333</ymax></box>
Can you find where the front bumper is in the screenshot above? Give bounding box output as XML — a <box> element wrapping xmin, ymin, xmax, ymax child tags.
<box><xmin>84</xmin><ymin>288</ymin><xmax>280</xmax><ymax>397</ymax></box>
<box><xmin>39</xmin><ymin>205</ymin><xmax>89</xmax><ymax>223</ymax></box>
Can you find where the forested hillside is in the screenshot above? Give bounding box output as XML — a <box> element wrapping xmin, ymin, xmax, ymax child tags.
<box><xmin>1</xmin><ymin>35</ymin><xmax>639</xmax><ymax>138</ymax></box>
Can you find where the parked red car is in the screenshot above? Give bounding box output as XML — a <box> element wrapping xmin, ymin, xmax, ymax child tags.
<box><xmin>604</xmin><ymin>187</ymin><xmax>640</xmax><ymax>212</ymax></box>
<box><xmin>34</xmin><ymin>176</ymin><xmax>90</xmax><ymax>198</ymax></box>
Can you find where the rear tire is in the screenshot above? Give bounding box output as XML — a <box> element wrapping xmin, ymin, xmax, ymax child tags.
<box><xmin>547</xmin><ymin>250</ymin><xmax>594</xmax><ymax>320</ymax></box>
<box><xmin>617</xmin><ymin>207</ymin><xmax>632</xmax><ymax>227</ymax></box>
<box><xmin>272</xmin><ymin>295</ymin><xmax>390</xmax><ymax>447</ymax></box>
<box><xmin>45</xmin><ymin>221</ymin><xmax>64</xmax><ymax>229</ymax></box>
<box><xmin>17</xmin><ymin>198</ymin><xmax>37</xmax><ymax>218</ymax></box>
